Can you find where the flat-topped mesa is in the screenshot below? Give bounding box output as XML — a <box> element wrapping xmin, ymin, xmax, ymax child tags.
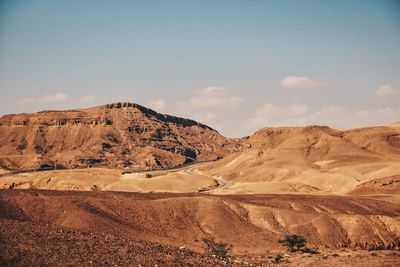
<box><xmin>0</xmin><ymin>102</ymin><xmax>215</xmax><ymax>131</ymax></box>
<box><xmin>0</xmin><ymin>102</ymin><xmax>236</xmax><ymax>170</ymax></box>
<box><xmin>0</xmin><ymin>112</ymin><xmax>108</xmax><ymax>127</ymax></box>
<box><xmin>103</xmin><ymin>102</ymin><xmax>213</xmax><ymax>130</ymax></box>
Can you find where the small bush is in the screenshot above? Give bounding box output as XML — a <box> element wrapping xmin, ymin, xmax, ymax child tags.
<box><xmin>279</xmin><ymin>235</ymin><xmax>307</xmax><ymax>252</ymax></box>
<box><xmin>202</xmin><ymin>237</ymin><xmax>231</xmax><ymax>259</ymax></box>
<box><xmin>274</xmin><ymin>254</ymin><xmax>283</xmax><ymax>263</ymax></box>
<box><xmin>145</xmin><ymin>173</ymin><xmax>152</xmax><ymax>178</ymax></box>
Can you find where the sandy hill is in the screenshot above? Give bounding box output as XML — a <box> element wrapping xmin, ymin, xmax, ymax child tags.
<box><xmin>0</xmin><ymin>102</ymin><xmax>237</xmax><ymax>171</ymax></box>
<box><xmin>201</xmin><ymin>125</ymin><xmax>400</xmax><ymax>194</ymax></box>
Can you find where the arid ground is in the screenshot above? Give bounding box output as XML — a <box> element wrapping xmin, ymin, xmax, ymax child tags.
<box><xmin>1</xmin><ymin>189</ymin><xmax>400</xmax><ymax>266</ymax></box>
<box><xmin>1</xmin><ymin>103</ymin><xmax>400</xmax><ymax>266</ymax></box>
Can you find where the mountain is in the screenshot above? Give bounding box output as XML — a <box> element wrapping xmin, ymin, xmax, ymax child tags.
<box><xmin>1</xmin><ymin>102</ymin><xmax>399</xmax><ymax>195</ymax></box>
<box><xmin>201</xmin><ymin>125</ymin><xmax>400</xmax><ymax>194</ymax></box>
<box><xmin>0</xmin><ymin>102</ymin><xmax>238</xmax><ymax>170</ymax></box>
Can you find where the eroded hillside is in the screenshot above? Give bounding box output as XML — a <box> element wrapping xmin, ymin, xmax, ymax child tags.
<box><xmin>1</xmin><ymin>190</ymin><xmax>399</xmax><ymax>253</ymax></box>
<box><xmin>201</xmin><ymin>125</ymin><xmax>400</xmax><ymax>194</ymax></box>
<box><xmin>0</xmin><ymin>102</ymin><xmax>238</xmax><ymax>171</ymax></box>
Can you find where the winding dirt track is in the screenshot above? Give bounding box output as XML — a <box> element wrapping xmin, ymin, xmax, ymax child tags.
<box><xmin>182</xmin><ymin>162</ymin><xmax>233</xmax><ymax>193</ymax></box>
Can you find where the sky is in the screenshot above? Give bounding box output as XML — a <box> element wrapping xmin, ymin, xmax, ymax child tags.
<box><xmin>0</xmin><ymin>0</ymin><xmax>399</xmax><ymax>137</ymax></box>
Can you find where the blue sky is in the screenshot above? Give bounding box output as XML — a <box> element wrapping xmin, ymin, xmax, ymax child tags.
<box><xmin>0</xmin><ymin>0</ymin><xmax>399</xmax><ymax>136</ymax></box>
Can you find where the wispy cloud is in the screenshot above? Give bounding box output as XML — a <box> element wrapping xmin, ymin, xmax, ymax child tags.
<box><xmin>17</xmin><ymin>92</ymin><xmax>68</xmax><ymax>105</ymax></box>
<box><xmin>243</xmin><ymin>102</ymin><xmax>400</xmax><ymax>133</ymax></box>
<box><xmin>180</xmin><ymin>87</ymin><xmax>243</xmax><ymax>110</ymax></box>
<box><xmin>148</xmin><ymin>99</ymin><xmax>167</xmax><ymax>112</ymax></box>
<box><xmin>375</xmin><ymin>84</ymin><xmax>398</xmax><ymax>97</ymax></box>
<box><xmin>191</xmin><ymin>111</ymin><xmax>222</xmax><ymax>130</ymax></box>
<box><xmin>281</xmin><ymin>76</ymin><xmax>329</xmax><ymax>88</ymax></box>
<box><xmin>75</xmin><ymin>94</ymin><xmax>95</xmax><ymax>104</ymax></box>
<box><xmin>16</xmin><ymin>93</ymin><xmax>97</xmax><ymax>106</ymax></box>
<box><xmin>243</xmin><ymin>103</ymin><xmax>310</xmax><ymax>131</ymax></box>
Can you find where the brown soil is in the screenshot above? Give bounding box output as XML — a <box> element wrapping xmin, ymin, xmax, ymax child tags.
<box><xmin>1</xmin><ymin>189</ymin><xmax>400</xmax><ymax>266</ymax></box>
<box><xmin>0</xmin><ymin>218</ymin><xmax>233</xmax><ymax>266</ymax></box>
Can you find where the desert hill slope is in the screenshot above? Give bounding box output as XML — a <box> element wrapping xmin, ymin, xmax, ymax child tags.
<box><xmin>201</xmin><ymin>125</ymin><xmax>400</xmax><ymax>194</ymax></box>
<box><xmin>0</xmin><ymin>102</ymin><xmax>237</xmax><ymax>171</ymax></box>
<box><xmin>1</xmin><ymin>102</ymin><xmax>400</xmax><ymax>195</ymax></box>
<box><xmin>1</xmin><ymin>190</ymin><xmax>400</xmax><ymax>254</ymax></box>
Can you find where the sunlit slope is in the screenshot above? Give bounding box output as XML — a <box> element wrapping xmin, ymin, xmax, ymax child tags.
<box><xmin>201</xmin><ymin>125</ymin><xmax>400</xmax><ymax>194</ymax></box>
<box><xmin>0</xmin><ymin>102</ymin><xmax>237</xmax><ymax>171</ymax></box>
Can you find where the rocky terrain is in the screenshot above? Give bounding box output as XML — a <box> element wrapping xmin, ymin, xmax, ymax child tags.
<box><xmin>201</xmin><ymin>124</ymin><xmax>400</xmax><ymax>194</ymax></box>
<box><xmin>1</xmin><ymin>189</ymin><xmax>400</xmax><ymax>266</ymax></box>
<box><xmin>1</xmin><ymin>190</ymin><xmax>400</xmax><ymax>252</ymax></box>
<box><xmin>0</xmin><ymin>218</ymin><xmax>229</xmax><ymax>266</ymax></box>
<box><xmin>1</xmin><ymin>103</ymin><xmax>400</xmax><ymax>266</ymax></box>
<box><xmin>0</xmin><ymin>102</ymin><xmax>238</xmax><ymax>171</ymax></box>
<box><xmin>3</xmin><ymin>218</ymin><xmax>399</xmax><ymax>267</ymax></box>
<box><xmin>2</xmin><ymin>105</ymin><xmax>400</xmax><ymax>195</ymax></box>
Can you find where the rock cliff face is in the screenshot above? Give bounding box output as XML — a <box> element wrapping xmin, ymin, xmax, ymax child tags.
<box><xmin>0</xmin><ymin>102</ymin><xmax>238</xmax><ymax>170</ymax></box>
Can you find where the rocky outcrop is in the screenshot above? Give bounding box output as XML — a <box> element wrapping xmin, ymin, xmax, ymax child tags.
<box><xmin>0</xmin><ymin>102</ymin><xmax>238</xmax><ymax>171</ymax></box>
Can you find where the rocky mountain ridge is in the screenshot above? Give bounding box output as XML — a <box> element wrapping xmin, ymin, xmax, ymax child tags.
<box><xmin>0</xmin><ymin>102</ymin><xmax>239</xmax><ymax>171</ymax></box>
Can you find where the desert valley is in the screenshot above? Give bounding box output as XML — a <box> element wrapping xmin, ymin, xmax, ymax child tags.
<box><xmin>1</xmin><ymin>102</ymin><xmax>400</xmax><ymax>266</ymax></box>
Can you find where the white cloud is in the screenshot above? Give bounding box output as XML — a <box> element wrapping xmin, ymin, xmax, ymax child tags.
<box><xmin>75</xmin><ymin>94</ymin><xmax>95</xmax><ymax>104</ymax></box>
<box><xmin>180</xmin><ymin>86</ymin><xmax>243</xmax><ymax>109</ymax></box>
<box><xmin>243</xmin><ymin>103</ymin><xmax>310</xmax><ymax>130</ymax></box>
<box><xmin>148</xmin><ymin>99</ymin><xmax>167</xmax><ymax>112</ymax></box>
<box><xmin>17</xmin><ymin>92</ymin><xmax>68</xmax><ymax>105</ymax></box>
<box><xmin>243</xmin><ymin>102</ymin><xmax>400</xmax><ymax>133</ymax></box>
<box><xmin>375</xmin><ymin>84</ymin><xmax>398</xmax><ymax>97</ymax></box>
<box><xmin>281</xmin><ymin>76</ymin><xmax>329</xmax><ymax>88</ymax></box>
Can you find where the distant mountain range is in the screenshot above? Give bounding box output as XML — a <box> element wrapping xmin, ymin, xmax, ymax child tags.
<box><xmin>1</xmin><ymin>101</ymin><xmax>399</xmax><ymax>191</ymax></box>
